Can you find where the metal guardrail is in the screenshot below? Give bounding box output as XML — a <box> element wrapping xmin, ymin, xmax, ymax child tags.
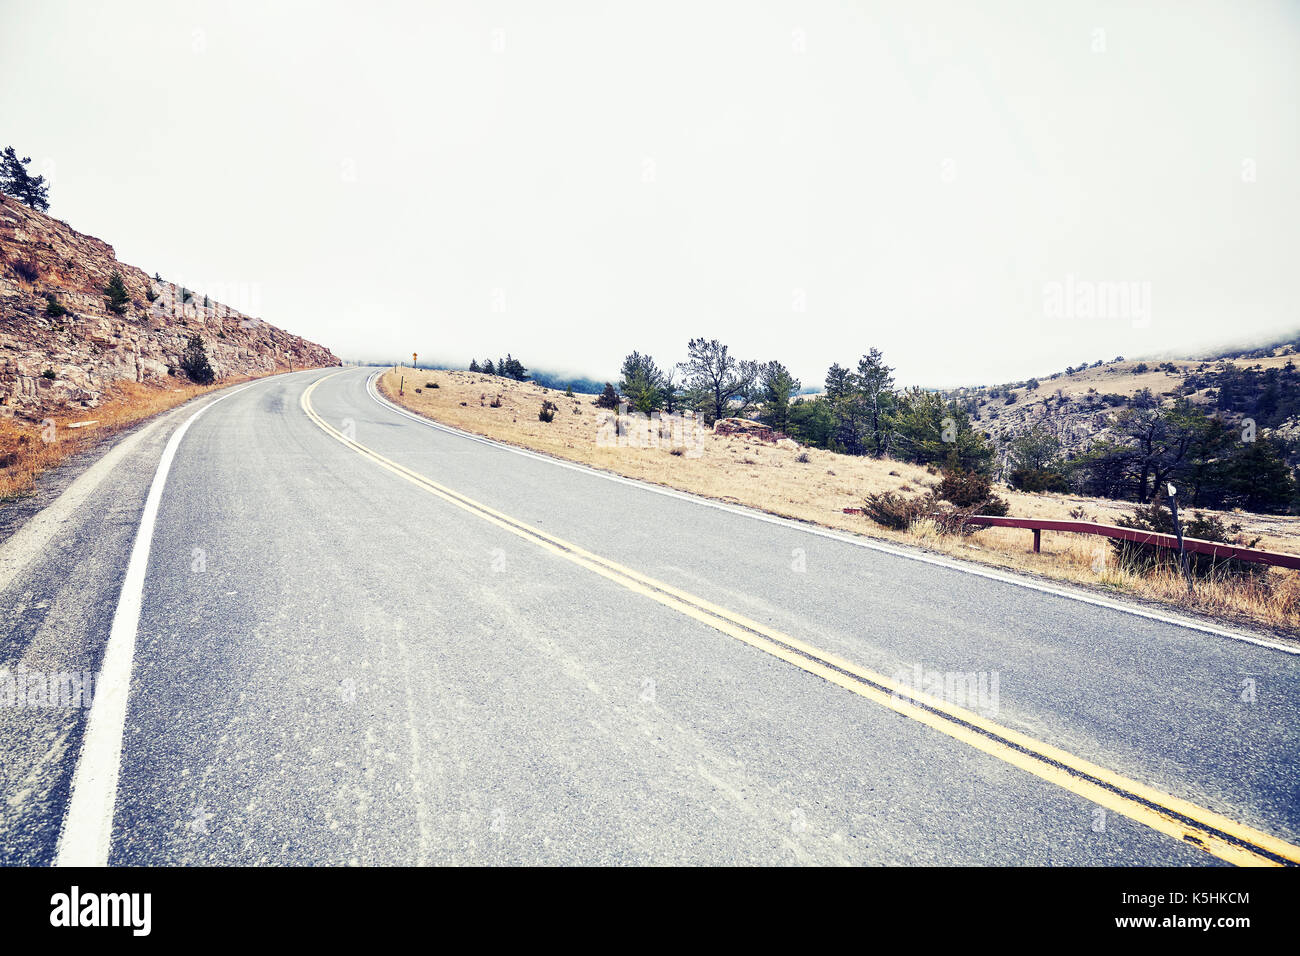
<box><xmin>842</xmin><ymin>506</ymin><xmax>1300</xmax><ymax>569</ymax></box>
<box><xmin>953</xmin><ymin>515</ymin><xmax>1300</xmax><ymax>570</ymax></box>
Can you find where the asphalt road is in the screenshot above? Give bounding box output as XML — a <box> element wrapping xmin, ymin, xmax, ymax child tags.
<box><xmin>1</xmin><ymin>366</ymin><xmax>1297</xmax><ymax>866</ymax></box>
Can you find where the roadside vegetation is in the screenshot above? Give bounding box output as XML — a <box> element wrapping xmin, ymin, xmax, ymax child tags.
<box><xmin>0</xmin><ymin>371</ymin><xmax>254</xmax><ymax>502</ymax></box>
<box><xmin>2</xmin><ymin>332</ymin><xmax>233</xmax><ymax>502</ymax></box>
<box><xmin>381</xmin><ymin>352</ymin><xmax>1300</xmax><ymax>635</ymax></box>
<box><xmin>179</xmin><ymin>334</ymin><xmax>216</xmax><ymax>385</ymax></box>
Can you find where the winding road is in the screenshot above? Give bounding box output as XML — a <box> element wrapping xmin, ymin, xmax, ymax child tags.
<box><xmin>1</xmin><ymin>366</ymin><xmax>1297</xmax><ymax>866</ymax></box>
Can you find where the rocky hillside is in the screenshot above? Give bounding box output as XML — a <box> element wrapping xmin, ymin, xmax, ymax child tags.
<box><xmin>944</xmin><ymin>341</ymin><xmax>1300</xmax><ymax>472</ymax></box>
<box><xmin>0</xmin><ymin>193</ymin><xmax>337</xmax><ymax>417</ymax></box>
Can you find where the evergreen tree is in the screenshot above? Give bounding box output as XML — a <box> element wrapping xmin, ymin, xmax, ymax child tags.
<box><xmin>502</xmin><ymin>354</ymin><xmax>528</xmax><ymax>381</ymax></box>
<box><xmin>824</xmin><ymin>363</ymin><xmax>861</xmax><ymax>453</ymax></box>
<box><xmin>180</xmin><ymin>334</ymin><xmax>215</xmax><ymax>384</ymax></box>
<box><xmin>1006</xmin><ymin>422</ymin><xmax>1062</xmax><ymax>473</ymax></box>
<box><xmin>1061</xmin><ymin>401</ymin><xmax>1292</xmax><ymax>508</ymax></box>
<box><xmin>482</xmin><ymin>359</ymin><xmax>495</xmax><ymax>375</ymax></box>
<box><xmin>822</xmin><ymin>350</ymin><xmax>895</xmax><ymax>456</ymax></box>
<box><xmin>618</xmin><ymin>351</ymin><xmax>667</xmax><ymax>415</ymax></box>
<box><xmin>1220</xmin><ymin>435</ymin><xmax>1295</xmax><ymax>513</ymax></box>
<box><xmin>1006</xmin><ymin>423</ymin><xmax>1069</xmax><ymax>492</ymax></box>
<box><xmin>891</xmin><ymin>389</ymin><xmax>993</xmax><ymax>472</ymax></box>
<box><xmin>680</xmin><ymin>337</ymin><xmax>757</xmax><ymax>424</ymax></box>
<box><xmin>0</xmin><ymin>146</ymin><xmax>50</xmax><ymax>211</ymax></box>
<box><xmin>855</xmin><ymin>348</ymin><xmax>895</xmax><ymax>455</ymax></box>
<box><xmin>104</xmin><ymin>271</ymin><xmax>130</xmax><ymax>315</ymax></box>
<box><xmin>758</xmin><ymin>360</ymin><xmax>800</xmax><ymax>434</ymax></box>
<box><xmin>595</xmin><ymin>382</ymin><xmax>620</xmax><ymax>409</ymax></box>
<box><xmin>787</xmin><ymin>397</ymin><xmax>834</xmax><ymax>448</ymax></box>
<box><xmin>469</xmin><ymin>359</ymin><xmax>480</xmax><ymax>372</ymax></box>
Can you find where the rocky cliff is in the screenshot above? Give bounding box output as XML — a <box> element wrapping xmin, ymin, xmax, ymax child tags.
<box><xmin>0</xmin><ymin>193</ymin><xmax>338</xmax><ymax>416</ymax></box>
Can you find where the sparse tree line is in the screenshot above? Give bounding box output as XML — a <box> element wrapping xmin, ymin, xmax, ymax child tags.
<box><xmin>553</xmin><ymin>338</ymin><xmax>1299</xmax><ymax>516</ymax></box>
<box><xmin>585</xmin><ymin>341</ymin><xmax>996</xmax><ymax>475</ymax></box>
<box><xmin>611</xmin><ymin>339</ymin><xmax>796</xmax><ymax>426</ymax></box>
<box><xmin>468</xmin><ymin>355</ymin><xmax>527</xmax><ymax>381</ymax></box>
<box><xmin>1027</xmin><ymin>402</ymin><xmax>1296</xmax><ymax>513</ymax></box>
<box><xmin>1000</xmin><ymin>356</ymin><xmax>1300</xmax><ymax>514</ymax></box>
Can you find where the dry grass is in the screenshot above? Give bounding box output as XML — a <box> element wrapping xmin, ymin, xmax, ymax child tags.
<box><xmin>0</xmin><ymin>375</ymin><xmax>261</xmax><ymax>502</ymax></box>
<box><xmin>1012</xmin><ymin>352</ymin><xmax>1298</xmax><ymax>402</ymax></box>
<box><xmin>382</xmin><ymin>368</ymin><xmax>1300</xmax><ymax>634</ymax></box>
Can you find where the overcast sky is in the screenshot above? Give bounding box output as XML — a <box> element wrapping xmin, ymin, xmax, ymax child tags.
<box><xmin>3</xmin><ymin>1</ymin><xmax>1297</xmax><ymax>387</ymax></box>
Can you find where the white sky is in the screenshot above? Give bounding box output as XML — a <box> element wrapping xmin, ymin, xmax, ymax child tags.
<box><xmin>2</xmin><ymin>1</ymin><xmax>1297</xmax><ymax>388</ymax></box>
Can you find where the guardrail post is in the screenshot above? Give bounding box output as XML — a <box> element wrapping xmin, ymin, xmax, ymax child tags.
<box><xmin>1032</xmin><ymin>528</ymin><xmax>1041</xmax><ymax>553</ymax></box>
<box><xmin>1167</xmin><ymin>484</ymin><xmax>1193</xmax><ymax>593</ymax></box>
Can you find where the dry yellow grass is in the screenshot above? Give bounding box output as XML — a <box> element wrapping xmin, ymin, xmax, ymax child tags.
<box><xmin>1012</xmin><ymin>352</ymin><xmax>1298</xmax><ymax>402</ymax></box>
<box><xmin>0</xmin><ymin>375</ymin><xmax>262</xmax><ymax>501</ymax></box>
<box><xmin>381</xmin><ymin>368</ymin><xmax>1300</xmax><ymax>634</ymax></box>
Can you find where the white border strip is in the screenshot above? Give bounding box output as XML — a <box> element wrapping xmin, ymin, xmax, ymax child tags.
<box><xmin>54</xmin><ymin>381</ymin><xmax>257</xmax><ymax>867</ymax></box>
<box><xmin>362</xmin><ymin>369</ymin><xmax>1299</xmax><ymax>657</ymax></box>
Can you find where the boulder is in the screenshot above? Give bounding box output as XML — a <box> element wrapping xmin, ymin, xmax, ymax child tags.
<box><xmin>713</xmin><ymin>418</ymin><xmax>777</xmax><ymax>442</ymax></box>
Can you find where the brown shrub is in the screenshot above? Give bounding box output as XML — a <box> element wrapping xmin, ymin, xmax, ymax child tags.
<box><xmin>863</xmin><ymin>491</ymin><xmax>926</xmax><ymax>530</ymax></box>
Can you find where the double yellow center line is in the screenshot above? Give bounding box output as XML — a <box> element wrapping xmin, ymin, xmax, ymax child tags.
<box><xmin>303</xmin><ymin>372</ymin><xmax>1300</xmax><ymax>867</ymax></box>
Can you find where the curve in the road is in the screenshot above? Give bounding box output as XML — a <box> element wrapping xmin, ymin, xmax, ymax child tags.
<box><xmin>302</xmin><ymin>371</ymin><xmax>1299</xmax><ymax>867</ymax></box>
<box><xmin>364</xmin><ymin>373</ymin><xmax>1299</xmax><ymax>658</ymax></box>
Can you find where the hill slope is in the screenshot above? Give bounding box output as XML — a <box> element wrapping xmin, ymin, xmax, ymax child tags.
<box><xmin>0</xmin><ymin>193</ymin><xmax>337</xmax><ymax>417</ymax></box>
<box><xmin>942</xmin><ymin>341</ymin><xmax>1300</xmax><ymax>471</ymax></box>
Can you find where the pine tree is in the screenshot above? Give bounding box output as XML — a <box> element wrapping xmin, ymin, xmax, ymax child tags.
<box><xmin>758</xmin><ymin>360</ymin><xmax>800</xmax><ymax>433</ymax></box>
<box><xmin>180</xmin><ymin>334</ymin><xmax>215</xmax><ymax>384</ymax></box>
<box><xmin>0</xmin><ymin>146</ymin><xmax>50</xmax><ymax>211</ymax></box>
<box><xmin>483</xmin><ymin>359</ymin><xmax>495</xmax><ymax>375</ymax></box>
<box><xmin>104</xmin><ymin>271</ymin><xmax>130</xmax><ymax>315</ymax></box>
<box><xmin>824</xmin><ymin>363</ymin><xmax>860</xmax><ymax>453</ymax></box>
<box><xmin>469</xmin><ymin>359</ymin><xmax>480</xmax><ymax>373</ymax></box>
<box><xmin>855</xmin><ymin>348</ymin><xmax>895</xmax><ymax>455</ymax></box>
<box><xmin>1221</xmin><ymin>435</ymin><xmax>1295</xmax><ymax>513</ymax></box>
<box><xmin>502</xmin><ymin>354</ymin><xmax>528</xmax><ymax>381</ymax></box>
<box><xmin>891</xmin><ymin>388</ymin><xmax>993</xmax><ymax>472</ymax></box>
<box><xmin>619</xmin><ymin>351</ymin><xmax>667</xmax><ymax>414</ymax></box>
<box><xmin>595</xmin><ymin>382</ymin><xmax>620</xmax><ymax>409</ymax></box>
<box><xmin>680</xmin><ymin>338</ymin><xmax>758</xmax><ymax>424</ymax></box>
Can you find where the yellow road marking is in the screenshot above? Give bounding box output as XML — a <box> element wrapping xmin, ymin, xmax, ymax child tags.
<box><xmin>303</xmin><ymin>371</ymin><xmax>1300</xmax><ymax>867</ymax></box>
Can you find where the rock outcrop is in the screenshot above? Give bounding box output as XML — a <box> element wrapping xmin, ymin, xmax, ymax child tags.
<box><xmin>0</xmin><ymin>193</ymin><xmax>338</xmax><ymax>417</ymax></box>
<box><xmin>713</xmin><ymin>418</ymin><xmax>779</xmax><ymax>442</ymax></box>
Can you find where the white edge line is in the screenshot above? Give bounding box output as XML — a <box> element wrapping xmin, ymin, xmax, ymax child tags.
<box><xmin>0</xmin><ymin>422</ymin><xmax>164</xmax><ymax>593</ymax></box>
<box><xmin>361</xmin><ymin>369</ymin><xmax>1300</xmax><ymax>657</ymax></box>
<box><xmin>54</xmin><ymin>380</ymin><xmax>259</xmax><ymax>867</ymax></box>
